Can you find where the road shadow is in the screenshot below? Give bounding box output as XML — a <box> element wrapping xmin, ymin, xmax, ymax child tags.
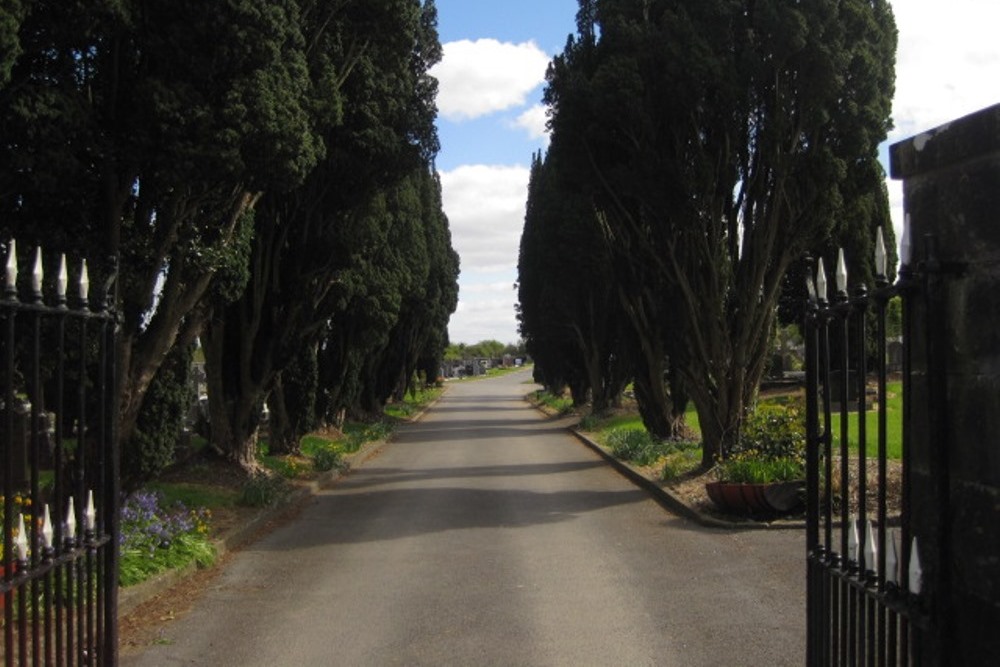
<box><xmin>334</xmin><ymin>459</ymin><xmax>606</xmax><ymax>490</ymax></box>
<box><xmin>256</xmin><ymin>483</ymin><xmax>651</xmax><ymax>549</ymax></box>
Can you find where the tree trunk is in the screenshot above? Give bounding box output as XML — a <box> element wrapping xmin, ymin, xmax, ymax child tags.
<box><xmin>267</xmin><ymin>376</ymin><xmax>300</xmax><ymax>455</ymax></box>
<box><xmin>201</xmin><ymin>313</ymin><xmax>269</xmax><ymax>475</ymax></box>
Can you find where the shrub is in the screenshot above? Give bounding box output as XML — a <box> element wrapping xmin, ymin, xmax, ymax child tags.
<box><xmin>716</xmin><ymin>453</ymin><xmax>803</xmax><ymax>483</ymax></box>
<box><xmin>716</xmin><ymin>403</ymin><xmax>806</xmax><ymax>483</ymax></box>
<box><xmin>239</xmin><ymin>473</ymin><xmax>290</xmax><ymax>508</ymax></box>
<box><xmin>735</xmin><ymin>402</ymin><xmax>806</xmax><ymax>460</ymax></box>
<box><xmin>660</xmin><ymin>448</ymin><xmax>701</xmax><ymax>481</ymax></box>
<box><xmin>608</xmin><ymin>428</ymin><xmax>660</xmax><ymax>466</ymax></box>
<box><xmin>123</xmin><ymin>344</ymin><xmax>194</xmax><ymax>489</ymax></box>
<box><xmin>312</xmin><ymin>447</ymin><xmax>346</xmax><ymax>473</ymax></box>
<box><xmin>342</xmin><ymin>421</ymin><xmax>394</xmax><ymax>452</ymax></box>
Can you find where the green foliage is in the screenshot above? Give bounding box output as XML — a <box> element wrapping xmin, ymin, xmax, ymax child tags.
<box><xmin>607</xmin><ymin>429</ymin><xmax>660</xmax><ymax>466</ymax></box>
<box><xmin>531</xmin><ymin>390</ymin><xmax>574</xmax><ymax>416</ymax></box>
<box><xmin>607</xmin><ymin>428</ymin><xmax>699</xmax><ymax>468</ymax></box>
<box><xmin>384</xmin><ymin>385</ymin><xmax>442</xmax><ymax>419</ymax></box>
<box><xmin>284</xmin><ymin>345</ymin><xmax>320</xmax><ymax>436</ymax></box>
<box><xmin>886</xmin><ymin>296</ymin><xmax>903</xmax><ymax>339</ymax></box>
<box><xmin>537</xmin><ymin>0</ymin><xmax>898</xmax><ymax>464</ymax></box>
<box><xmin>0</xmin><ymin>0</ymin><xmax>25</xmax><ymax>87</ymax></box>
<box><xmin>660</xmin><ymin>449</ymin><xmax>702</xmax><ymax>482</ymax></box>
<box><xmin>716</xmin><ymin>403</ymin><xmax>807</xmax><ymax>483</ymax></box>
<box><xmin>312</xmin><ymin>447</ymin><xmax>346</xmax><ymax>473</ymax></box>
<box><xmin>342</xmin><ymin>421</ymin><xmax>394</xmax><ymax>453</ymax></box>
<box><xmin>123</xmin><ymin>343</ymin><xmax>194</xmax><ymax>489</ymax></box>
<box><xmin>238</xmin><ymin>473</ymin><xmax>291</xmax><ymax>508</ymax></box>
<box><xmin>736</xmin><ymin>403</ymin><xmax>807</xmax><ymax>461</ymax></box>
<box><xmin>715</xmin><ymin>455</ymin><xmax>805</xmax><ymax>484</ymax></box>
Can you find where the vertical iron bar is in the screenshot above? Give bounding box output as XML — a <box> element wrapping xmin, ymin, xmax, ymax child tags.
<box><xmin>103</xmin><ymin>275</ymin><xmax>121</xmax><ymax>666</ymax></box>
<box><xmin>31</xmin><ymin>268</ymin><xmax>44</xmax><ymax>667</ymax></box>
<box><xmin>888</xmin><ymin>606</ymin><xmax>898</xmax><ymax>665</ymax></box>
<box><xmin>898</xmin><ymin>258</ymin><xmax>913</xmax><ymax>667</ymax></box>
<box><xmin>875</xmin><ymin>280</ymin><xmax>889</xmax><ymax>664</ymax></box>
<box><xmin>819</xmin><ymin>308</ymin><xmax>835</xmax><ymax>665</ymax></box>
<box><xmin>75</xmin><ymin>312</ymin><xmax>89</xmax><ymax>667</ymax></box>
<box><xmin>837</xmin><ymin>293</ymin><xmax>851</xmax><ymax>666</ymax></box>
<box><xmin>53</xmin><ymin>264</ymin><xmax>69</xmax><ymax>667</ymax></box>
<box><xmin>3</xmin><ymin>274</ymin><xmax>16</xmax><ymax>667</ymax></box>
<box><xmin>805</xmin><ymin>282</ymin><xmax>821</xmax><ymax>665</ymax></box>
<box><xmin>855</xmin><ymin>285</ymin><xmax>869</xmax><ymax>666</ymax></box>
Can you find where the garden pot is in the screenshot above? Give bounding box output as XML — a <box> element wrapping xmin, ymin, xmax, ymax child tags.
<box><xmin>705</xmin><ymin>481</ymin><xmax>804</xmax><ymax>515</ymax></box>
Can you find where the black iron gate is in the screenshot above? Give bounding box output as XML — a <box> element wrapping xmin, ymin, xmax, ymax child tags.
<box><xmin>1</xmin><ymin>240</ymin><xmax>120</xmax><ymax>666</ymax></box>
<box><xmin>803</xmin><ymin>232</ymin><xmax>934</xmax><ymax>665</ymax></box>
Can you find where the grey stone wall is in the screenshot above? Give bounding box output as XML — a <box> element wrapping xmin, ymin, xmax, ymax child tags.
<box><xmin>890</xmin><ymin>103</ymin><xmax>1000</xmax><ymax>665</ymax></box>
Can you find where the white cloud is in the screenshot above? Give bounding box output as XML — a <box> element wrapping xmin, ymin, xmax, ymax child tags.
<box><xmin>511</xmin><ymin>104</ymin><xmax>550</xmax><ymax>141</ymax></box>
<box><xmin>431</xmin><ymin>39</ymin><xmax>551</xmax><ymax>121</ymax></box>
<box><xmin>884</xmin><ymin>3</ymin><xmax>1000</xmax><ymax>253</ymax></box>
<box><xmin>439</xmin><ymin>164</ymin><xmax>530</xmax><ymax>274</ymax></box>
<box><xmin>890</xmin><ymin>2</ymin><xmax>1000</xmax><ymax>141</ymax></box>
<box><xmin>449</xmin><ymin>286</ymin><xmax>520</xmax><ymax>345</ymax></box>
<box><xmin>439</xmin><ymin>165</ymin><xmax>530</xmax><ymax>344</ymax></box>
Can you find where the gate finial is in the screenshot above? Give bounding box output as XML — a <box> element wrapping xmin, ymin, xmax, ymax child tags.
<box><xmin>4</xmin><ymin>239</ymin><xmax>16</xmax><ymax>294</ymax></box>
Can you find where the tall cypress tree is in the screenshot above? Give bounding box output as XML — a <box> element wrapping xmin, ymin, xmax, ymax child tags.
<box><xmin>541</xmin><ymin>0</ymin><xmax>897</xmax><ymax>463</ymax></box>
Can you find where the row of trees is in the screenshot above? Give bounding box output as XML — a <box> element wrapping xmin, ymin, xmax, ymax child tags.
<box><xmin>444</xmin><ymin>340</ymin><xmax>526</xmax><ymax>362</ymax></box>
<box><xmin>518</xmin><ymin>0</ymin><xmax>898</xmax><ymax>467</ymax></box>
<box><xmin>0</xmin><ymin>0</ymin><xmax>459</xmax><ymax>484</ymax></box>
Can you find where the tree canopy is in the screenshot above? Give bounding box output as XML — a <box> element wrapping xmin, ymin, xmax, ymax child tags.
<box><xmin>1</xmin><ymin>0</ymin><xmax>458</xmax><ymax>480</ymax></box>
<box><xmin>524</xmin><ymin>0</ymin><xmax>897</xmax><ymax>463</ymax></box>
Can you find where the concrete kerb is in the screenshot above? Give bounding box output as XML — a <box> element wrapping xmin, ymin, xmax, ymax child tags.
<box><xmin>119</xmin><ymin>391</ymin><xmax>445</xmax><ymax>618</ymax></box>
<box><xmin>524</xmin><ymin>396</ymin><xmax>806</xmax><ymax>531</ymax></box>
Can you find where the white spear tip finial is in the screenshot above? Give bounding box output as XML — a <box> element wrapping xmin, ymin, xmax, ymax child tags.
<box><xmin>849</xmin><ymin>517</ymin><xmax>860</xmax><ymax>560</ymax></box>
<box><xmin>836</xmin><ymin>248</ymin><xmax>848</xmax><ymax>293</ymax></box>
<box><xmin>80</xmin><ymin>260</ymin><xmax>90</xmax><ymax>301</ymax></box>
<box><xmin>66</xmin><ymin>497</ymin><xmax>77</xmax><ymax>540</ymax></box>
<box><xmin>816</xmin><ymin>257</ymin><xmax>828</xmax><ymax>301</ymax></box>
<box><xmin>85</xmin><ymin>490</ymin><xmax>96</xmax><ymax>531</ymax></box>
<box><xmin>909</xmin><ymin>536</ymin><xmax>923</xmax><ymax>595</ymax></box>
<box><xmin>864</xmin><ymin>520</ymin><xmax>877</xmax><ymax>569</ymax></box>
<box><xmin>875</xmin><ymin>227</ymin><xmax>887</xmax><ymax>277</ymax></box>
<box><xmin>885</xmin><ymin>530</ymin><xmax>899</xmax><ymax>584</ymax></box>
<box><xmin>31</xmin><ymin>246</ymin><xmax>43</xmax><ymax>293</ymax></box>
<box><xmin>4</xmin><ymin>239</ymin><xmax>16</xmax><ymax>288</ymax></box>
<box><xmin>15</xmin><ymin>514</ymin><xmax>28</xmax><ymax>561</ymax></box>
<box><xmin>900</xmin><ymin>214</ymin><xmax>913</xmax><ymax>266</ymax></box>
<box><xmin>57</xmin><ymin>254</ymin><xmax>68</xmax><ymax>297</ymax></box>
<box><xmin>42</xmin><ymin>504</ymin><xmax>54</xmax><ymax>549</ymax></box>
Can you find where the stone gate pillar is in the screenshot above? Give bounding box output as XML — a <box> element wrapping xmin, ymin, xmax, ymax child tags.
<box><xmin>890</xmin><ymin>103</ymin><xmax>1000</xmax><ymax>665</ymax></box>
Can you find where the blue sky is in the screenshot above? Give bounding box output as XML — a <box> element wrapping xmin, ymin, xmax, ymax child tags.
<box><xmin>432</xmin><ymin>0</ymin><xmax>1000</xmax><ymax>345</ymax></box>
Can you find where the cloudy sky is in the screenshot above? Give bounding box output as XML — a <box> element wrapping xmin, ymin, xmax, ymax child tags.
<box><xmin>432</xmin><ymin>0</ymin><xmax>1000</xmax><ymax>345</ymax></box>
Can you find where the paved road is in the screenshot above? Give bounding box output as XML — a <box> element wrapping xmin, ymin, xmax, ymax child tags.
<box><xmin>122</xmin><ymin>370</ymin><xmax>805</xmax><ymax>666</ymax></box>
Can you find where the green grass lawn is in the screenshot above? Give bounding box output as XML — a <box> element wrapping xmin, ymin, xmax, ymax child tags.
<box><xmin>147</xmin><ymin>480</ymin><xmax>239</xmax><ymax>510</ymax></box>
<box><xmin>827</xmin><ymin>381</ymin><xmax>903</xmax><ymax>459</ymax></box>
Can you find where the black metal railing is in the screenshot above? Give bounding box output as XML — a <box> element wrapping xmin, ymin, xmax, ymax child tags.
<box><xmin>1</xmin><ymin>240</ymin><xmax>119</xmax><ymax>666</ymax></box>
<box><xmin>804</xmin><ymin>230</ymin><xmax>928</xmax><ymax>666</ymax></box>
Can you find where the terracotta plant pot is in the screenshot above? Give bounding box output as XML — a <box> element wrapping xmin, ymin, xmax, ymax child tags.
<box><xmin>705</xmin><ymin>481</ymin><xmax>804</xmax><ymax>515</ymax></box>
